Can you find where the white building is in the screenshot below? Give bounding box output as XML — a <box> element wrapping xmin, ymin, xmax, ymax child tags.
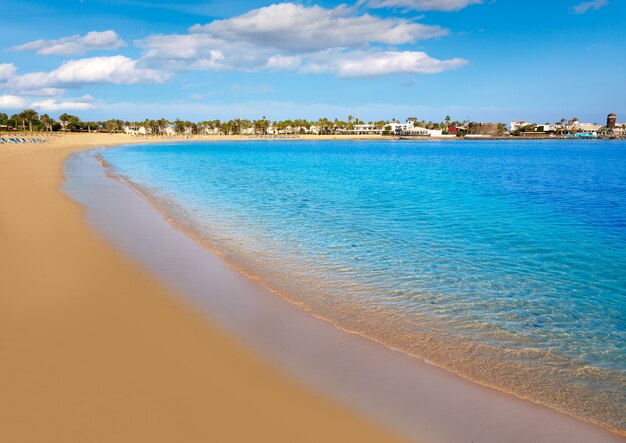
<box><xmin>577</xmin><ymin>123</ymin><xmax>603</xmax><ymax>132</ymax></box>
<box><xmin>397</xmin><ymin>121</ymin><xmax>448</xmax><ymax>137</ymax></box>
<box><xmin>606</xmin><ymin>123</ymin><xmax>626</xmax><ymax>136</ymax></box>
<box><xmin>510</xmin><ymin>121</ymin><xmax>533</xmax><ymax>132</ymax></box>
<box><xmin>511</xmin><ymin>121</ymin><xmax>559</xmax><ymax>132</ymax></box>
<box><xmin>200</xmin><ymin>126</ymin><xmax>220</xmax><ymax>135</ymax></box>
<box><xmin>400</xmin><ymin>126</ymin><xmax>430</xmax><ymax>136</ymax></box>
<box><xmin>387</xmin><ymin>122</ymin><xmax>413</xmax><ymax>134</ymax></box>
<box><xmin>398</xmin><ymin>121</ymin><xmax>446</xmax><ymax>138</ymax></box>
<box><xmin>352</xmin><ymin>124</ymin><xmax>383</xmax><ymax>135</ymax></box>
<box><xmin>539</xmin><ymin>124</ymin><xmax>557</xmax><ymax>132</ymax></box>
<box><xmin>123</xmin><ymin>125</ymin><xmax>148</xmax><ymax>135</ymax></box>
<box><xmin>566</xmin><ymin>120</ymin><xmax>602</xmax><ymax>132</ymax></box>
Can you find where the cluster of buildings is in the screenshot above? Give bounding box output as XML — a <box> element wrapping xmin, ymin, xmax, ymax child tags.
<box><xmin>123</xmin><ymin>125</ymin><xmax>177</xmax><ymax>136</ymax></box>
<box><xmin>347</xmin><ymin>121</ymin><xmax>504</xmax><ymax>138</ymax></box>
<box><xmin>510</xmin><ymin>113</ymin><xmax>625</xmax><ymax>139</ymax></box>
<box><xmin>119</xmin><ymin>113</ymin><xmax>624</xmax><ymax>139</ymax></box>
<box><xmin>347</xmin><ymin>121</ymin><xmax>452</xmax><ymax>137</ymax></box>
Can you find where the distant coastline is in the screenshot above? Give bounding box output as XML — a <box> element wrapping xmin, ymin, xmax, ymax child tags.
<box><xmin>2</xmin><ymin>110</ymin><xmax>624</xmax><ymax>142</ymax></box>
<box><xmin>3</xmin><ymin>131</ymin><xmax>624</xmax><ymax>145</ymax></box>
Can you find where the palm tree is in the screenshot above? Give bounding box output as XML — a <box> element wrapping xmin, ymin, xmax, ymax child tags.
<box><xmin>11</xmin><ymin>114</ymin><xmax>23</xmax><ymax>131</ymax></box>
<box><xmin>156</xmin><ymin>118</ymin><xmax>169</xmax><ymax>136</ymax></box>
<box><xmin>104</xmin><ymin>120</ymin><xmax>117</xmax><ymax>133</ymax></box>
<box><xmin>347</xmin><ymin>115</ymin><xmax>355</xmax><ymax>132</ymax></box>
<box><xmin>174</xmin><ymin>119</ymin><xmax>185</xmax><ymax>134</ymax></box>
<box><xmin>39</xmin><ymin>114</ymin><xmax>53</xmax><ymax>132</ymax></box>
<box><xmin>20</xmin><ymin>109</ymin><xmax>39</xmax><ymax>132</ymax></box>
<box><xmin>22</xmin><ymin>109</ymin><xmax>39</xmax><ymax>132</ymax></box>
<box><xmin>59</xmin><ymin>113</ymin><xmax>71</xmax><ymax>132</ymax></box>
<box><xmin>58</xmin><ymin>113</ymin><xmax>80</xmax><ymax>132</ymax></box>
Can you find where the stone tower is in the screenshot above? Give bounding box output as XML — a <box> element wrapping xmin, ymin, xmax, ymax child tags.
<box><xmin>607</xmin><ymin>113</ymin><xmax>617</xmax><ymax>129</ymax></box>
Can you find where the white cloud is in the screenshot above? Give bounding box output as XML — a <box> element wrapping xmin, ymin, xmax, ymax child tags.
<box><xmin>15</xmin><ymin>88</ymin><xmax>67</xmax><ymax>97</ymax></box>
<box><xmin>0</xmin><ymin>63</ymin><xmax>17</xmax><ymax>81</ymax></box>
<box><xmin>137</xmin><ymin>33</ymin><xmax>244</xmax><ymax>71</ymax></box>
<box><xmin>0</xmin><ymin>95</ymin><xmax>28</xmax><ymax>109</ymax></box>
<box><xmin>366</xmin><ymin>0</ymin><xmax>482</xmax><ymax>11</ymax></box>
<box><xmin>31</xmin><ymin>95</ymin><xmax>97</xmax><ymax>112</ymax></box>
<box><xmin>266</xmin><ymin>55</ymin><xmax>302</xmax><ymax>71</ymax></box>
<box><xmin>572</xmin><ymin>0</ymin><xmax>608</xmax><ymax>14</ymax></box>
<box><xmin>3</xmin><ymin>2</ymin><xmax>467</xmax><ymax>94</ymax></box>
<box><xmin>189</xmin><ymin>3</ymin><xmax>448</xmax><ymax>51</ymax></box>
<box><xmin>304</xmin><ymin>50</ymin><xmax>468</xmax><ymax>77</ymax></box>
<box><xmin>137</xmin><ymin>31</ymin><xmax>293</xmax><ymax>73</ymax></box>
<box><xmin>136</xmin><ymin>2</ymin><xmax>463</xmax><ymax>78</ymax></box>
<box><xmin>12</xmin><ymin>30</ymin><xmax>126</xmax><ymax>56</ymax></box>
<box><xmin>5</xmin><ymin>56</ymin><xmax>169</xmax><ymax>94</ymax></box>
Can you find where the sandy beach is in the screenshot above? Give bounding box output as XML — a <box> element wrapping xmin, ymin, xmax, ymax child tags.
<box><xmin>0</xmin><ymin>133</ymin><xmax>407</xmax><ymax>442</ymax></box>
<box><xmin>3</xmin><ymin>133</ymin><xmax>625</xmax><ymax>443</ymax></box>
<box><xmin>3</xmin><ymin>0</ymin><xmax>624</xmax><ymax>439</ymax></box>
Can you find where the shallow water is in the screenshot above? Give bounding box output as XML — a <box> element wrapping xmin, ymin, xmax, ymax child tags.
<box><xmin>100</xmin><ymin>139</ymin><xmax>626</xmax><ymax>432</ymax></box>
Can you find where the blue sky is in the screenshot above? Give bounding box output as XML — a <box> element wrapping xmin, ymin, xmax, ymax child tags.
<box><xmin>0</xmin><ymin>0</ymin><xmax>624</xmax><ymax>124</ymax></box>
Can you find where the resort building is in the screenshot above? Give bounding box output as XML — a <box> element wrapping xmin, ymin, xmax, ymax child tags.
<box><xmin>540</xmin><ymin>124</ymin><xmax>557</xmax><ymax>132</ymax></box>
<box><xmin>386</xmin><ymin>121</ymin><xmax>414</xmax><ymax>134</ymax></box>
<box><xmin>578</xmin><ymin>123</ymin><xmax>603</xmax><ymax>132</ymax></box>
<box><xmin>200</xmin><ymin>126</ymin><xmax>220</xmax><ymax>135</ymax></box>
<box><xmin>398</xmin><ymin>123</ymin><xmax>450</xmax><ymax>137</ymax></box>
<box><xmin>510</xmin><ymin>121</ymin><xmax>533</xmax><ymax>132</ymax></box>
<box><xmin>400</xmin><ymin>126</ymin><xmax>430</xmax><ymax>136</ymax></box>
<box><xmin>511</xmin><ymin>121</ymin><xmax>560</xmax><ymax>136</ymax></box>
<box><xmin>565</xmin><ymin>120</ymin><xmax>602</xmax><ymax>133</ymax></box>
<box><xmin>352</xmin><ymin>124</ymin><xmax>383</xmax><ymax>135</ymax></box>
<box><xmin>123</xmin><ymin>125</ymin><xmax>148</xmax><ymax>135</ymax></box>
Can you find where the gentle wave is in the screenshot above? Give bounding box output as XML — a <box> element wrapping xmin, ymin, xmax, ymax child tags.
<box><xmin>101</xmin><ymin>140</ymin><xmax>626</xmax><ymax>433</ymax></box>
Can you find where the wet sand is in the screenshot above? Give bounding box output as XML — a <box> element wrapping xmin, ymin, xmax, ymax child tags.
<box><xmin>0</xmin><ymin>133</ymin><xmax>407</xmax><ymax>442</ymax></box>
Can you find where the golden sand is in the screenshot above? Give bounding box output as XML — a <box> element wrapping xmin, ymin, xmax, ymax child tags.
<box><xmin>0</xmin><ymin>133</ymin><xmax>406</xmax><ymax>442</ymax></box>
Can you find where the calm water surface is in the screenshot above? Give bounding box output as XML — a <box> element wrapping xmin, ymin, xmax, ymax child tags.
<box><xmin>101</xmin><ymin>140</ymin><xmax>626</xmax><ymax>432</ymax></box>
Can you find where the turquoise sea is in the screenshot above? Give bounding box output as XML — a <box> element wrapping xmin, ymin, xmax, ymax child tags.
<box><xmin>101</xmin><ymin>140</ymin><xmax>626</xmax><ymax>432</ymax></box>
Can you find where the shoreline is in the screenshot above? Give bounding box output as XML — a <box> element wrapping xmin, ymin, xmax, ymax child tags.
<box><xmin>3</xmin><ymin>131</ymin><xmax>623</xmax><ymax>144</ymax></box>
<box><xmin>0</xmin><ymin>133</ymin><xmax>408</xmax><ymax>443</ymax></box>
<box><xmin>63</xmin><ymin>136</ymin><xmax>624</xmax><ymax>442</ymax></box>
<box><xmin>97</xmin><ymin>144</ymin><xmax>626</xmax><ymax>437</ymax></box>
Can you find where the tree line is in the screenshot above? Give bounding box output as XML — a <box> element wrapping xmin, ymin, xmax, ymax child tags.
<box><xmin>1</xmin><ymin>109</ymin><xmax>474</xmax><ymax>135</ymax></box>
